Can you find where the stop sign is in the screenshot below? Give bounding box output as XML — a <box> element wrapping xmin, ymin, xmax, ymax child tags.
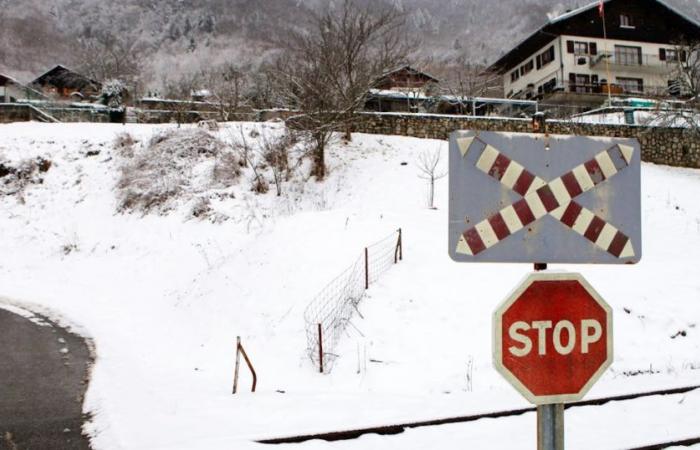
<box><xmin>493</xmin><ymin>272</ymin><xmax>613</xmax><ymax>404</ymax></box>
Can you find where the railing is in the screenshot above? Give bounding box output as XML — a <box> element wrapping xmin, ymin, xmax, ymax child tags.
<box><xmin>587</xmin><ymin>52</ymin><xmax>676</xmax><ymax>71</ymax></box>
<box><xmin>560</xmin><ymin>81</ymin><xmax>679</xmax><ymax>97</ymax></box>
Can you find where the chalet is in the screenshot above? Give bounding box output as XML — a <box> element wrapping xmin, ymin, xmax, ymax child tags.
<box><xmin>31</xmin><ymin>65</ymin><xmax>101</xmax><ymax>101</ymax></box>
<box><xmin>365</xmin><ymin>65</ymin><xmax>439</xmax><ymax>112</ymax></box>
<box><xmin>489</xmin><ymin>0</ymin><xmax>700</xmax><ymax>105</ymax></box>
<box><xmin>374</xmin><ymin>65</ymin><xmax>439</xmax><ymax>93</ymax></box>
<box><xmin>0</xmin><ymin>74</ymin><xmax>45</xmax><ymax>102</ymax></box>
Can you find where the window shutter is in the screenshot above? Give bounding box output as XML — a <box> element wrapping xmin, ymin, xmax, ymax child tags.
<box><xmin>681</xmin><ymin>50</ymin><xmax>688</xmax><ymax>62</ymax></box>
<box><xmin>590</xmin><ymin>43</ymin><xmax>597</xmax><ymax>55</ymax></box>
<box><xmin>536</xmin><ymin>55</ymin><xmax>542</xmax><ymax>69</ymax></box>
<box><xmin>659</xmin><ymin>48</ymin><xmax>666</xmax><ymax>61</ymax></box>
<box><xmin>567</xmin><ymin>41</ymin><xmax>575</xmax><ymax>54</ymax></box>
<box><xmin>591</xmin><ymin>75</ymin><xmax>599</xmax><ymax>85</ymax></box>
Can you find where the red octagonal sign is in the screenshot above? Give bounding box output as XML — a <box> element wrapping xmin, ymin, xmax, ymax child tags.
<box><xmin>493</xmin><ymin>272</ymin><xmax>613</xmax><ymax>404</ymax></box>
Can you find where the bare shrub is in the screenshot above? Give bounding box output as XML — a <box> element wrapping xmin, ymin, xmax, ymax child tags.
<box><xmin>0</xmin><ymin>156</ymin><xmax>52</xmax><ymax>196</ymax></box>
<box><xmin>259</xmin><ymin>131</ymin><xmax>295</xmax><ymax>196</ymax></box>
<box><xmin>117</xmin><ymin>128</ymin><xmax>241</xmax><ymax>214</ymax></box>
<box><xmin>417</xmin><ymin>147</ymin><xmax>447</xmax><ymax>209</ymax></box>
<box><xmin>212</xmin><ymin>151</ymin><xmax>243</xmax><ymax>187</ymax></box>
<box><xmin>113</xmin><ymin>132</ymin><xmax>137</xmax><ymax>158</ymax></box>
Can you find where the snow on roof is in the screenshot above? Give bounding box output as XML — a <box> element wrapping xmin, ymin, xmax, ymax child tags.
<box><xmin>369</xmin><ymin>89</ymin><xmax>537</xmax><ymax>106</ymax></box>
<box><xmin>550</xmin><ymin>0</ymin><xmax>700</xmax><ymax>28</ymax></box>
<box><xmin>379</xmin><ymin>65</ymin><xmax>440</xmax><ymax>83</ymax></box>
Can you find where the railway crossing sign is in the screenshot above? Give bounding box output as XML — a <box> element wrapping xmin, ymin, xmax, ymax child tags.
<box><xmin>493</xmin><ymin>272</ymin><xmax>613</xmax><ymax>404</ymax></box>
<box><xmin>448</xmin><ymin>130</ymin><xmax>642</xmax><ymax>264</ymax></box>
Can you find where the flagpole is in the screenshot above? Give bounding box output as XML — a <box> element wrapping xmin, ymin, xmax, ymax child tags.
<box><xmin>600</xmin><ymin>1</ymin><xmax>613</xmax><ymax>105</ymax></box>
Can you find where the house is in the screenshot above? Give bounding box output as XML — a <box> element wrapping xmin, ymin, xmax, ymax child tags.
<box><xmin>365</xmin><ymin>65</ymin><xmax>440</xmax><ymax>112</ymax></box>
<box><xmin>31</xmin><ymin>65</ymin><xmax>101</xmax><ymax>101</ymax></box>
<box><xmin>374</xmin><ymin>65</ymin><xmax>439</xmax><ymax>93</ymax></box>
<box><xmin>488</xmin><ymin>0</ymin><xmax>700</xmax><ymax>105</ymax></box>
<box><xmin>0</xmin><ymin>73</ymin><xmax>45</xmax><ymax>103</ymax></box>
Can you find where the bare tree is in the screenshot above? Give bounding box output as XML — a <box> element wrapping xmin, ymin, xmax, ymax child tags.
<box><xmin>203</xmin><ymin>63</ymin><xmax>253</xmax><ymax>121</ymax></box>
<box><xmin>428</xmin><ymin>54</ymin><xmax>501</xmax><ymax>114</ymax></box>
<box><xmin>77</xmin><ymin>31</ymin><xmax>145</xmax><ymax>98</ymax></box>
<box><xmin>417</xmin><ymin>147</ymin><xmax>447</xmax><ymax>209</ymax></box>
<box><xmin>271</xmin><ymin>0</ymin><xmax>411</xmax><ymax>180</ymax></box>
<box><xmin>651</xmin><ymin>42</ymin><xmax>700</xmax><ymax>133</ymax></box>
<box><xmin>162</xmin><ymin>72</ymin><xmax>203</xmax><ymax>127</ymax></box>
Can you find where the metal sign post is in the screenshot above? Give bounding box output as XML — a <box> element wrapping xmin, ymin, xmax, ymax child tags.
<box><xmin>538</xmin><ymin>403</ymin><xmax>564</xmax><ymax>450</ymax></box>
<box><xmin>449</xmin><ymin>125</ymin><xmax>639</xmax><ymax>450</ymax></box>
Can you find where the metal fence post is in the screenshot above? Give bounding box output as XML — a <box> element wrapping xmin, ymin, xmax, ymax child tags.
<box><xmin>395</xmin><ymin>228</ymin><xmax>403</xmax><ymax>263</ymax></box>
<box><xmin>232</xmin><ymin>337</ymin><xmax>257</xmax><ymax>393</ymax></box>
<box><xmin>317</xmin><ymin>323</ymin><xmax>324</xmax><ymax>374</ymax></box>
<box><xmin>232</xmin><ymin>336</ymin><xmax>241</xmax><ymax>394</ymax></box>
<box><xmin>364</xmin><ymin>247</ymin><xmax>369</xmax><ymax>289</ymax></box>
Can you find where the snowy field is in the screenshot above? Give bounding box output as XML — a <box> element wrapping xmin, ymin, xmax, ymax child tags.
<box><xmin>1</xmin><ymin>122</ymin><xmax>699</xmax><ymax>449</ymax></box>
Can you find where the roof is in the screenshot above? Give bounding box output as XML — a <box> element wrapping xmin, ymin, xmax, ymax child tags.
<box><xmin>0</xmin><ymin>73</ymin><xmax>47</xmax><ymax>99</ymax></box>
<box><xmin>489</xmin><ymin>0</ymin><xmax>700</xmax><ymax>74</ymax></box>
<box><xmin>32</xmin><ymin>64</ymin><xmax>100</xmax><ymax>90</ymax></box>
<box><xmin>378</xmin><ymin>65</ymin><xmax>440</xmax><ymax>83</ymax></box>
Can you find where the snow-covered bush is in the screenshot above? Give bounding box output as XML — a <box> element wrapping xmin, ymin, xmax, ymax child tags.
<box><xmin>117</xmin><ymin>128</ymin><xmax>241</xmax><ymax>214</ymax></box>
<box><xmin>0</xmin><ymin>155</ymin><xmax>52</xmax><ymax>197</ymax></box>
<box><xmin>100</xmin><ymin>79</ymin><xmax>128</xmax><ymax>108</ymax></box>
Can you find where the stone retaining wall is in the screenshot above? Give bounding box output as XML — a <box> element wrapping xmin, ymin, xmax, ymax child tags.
<box><xmin>351</xmin><ymin>113</ymin><xmax>700</xmax><ymax>168</ymax></box>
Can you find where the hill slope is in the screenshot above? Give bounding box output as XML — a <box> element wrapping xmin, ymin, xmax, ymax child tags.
<box><xmin>2</xmin><ymin>0</ymin><xmax>700</xmax><ymax>84</ymax></box>
<box><xmin>0</xmin><ymin>121</ymin><xmax>700</xmax><ymax>448</ymax></box>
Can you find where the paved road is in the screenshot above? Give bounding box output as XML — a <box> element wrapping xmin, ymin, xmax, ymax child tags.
<box><xmin>0</xmin><ymin>307</ymin><xmax>93</xmax><ymax>450</ymax></box>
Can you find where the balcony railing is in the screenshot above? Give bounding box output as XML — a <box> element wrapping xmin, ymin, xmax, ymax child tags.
<box><xmin>517</xmin><ymin>76</ymin><xmax>683</xmax><ymax>99</ymax></box>
<box><xmin>586</xmin><ymin>52</ymin><xmax>677</xmax><ymax>72</ymax></box>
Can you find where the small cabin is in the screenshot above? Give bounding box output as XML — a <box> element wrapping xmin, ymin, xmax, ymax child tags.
<box><xmin>31</xmin><ymin>65</ymin><xmax>101</xmax><ymax>101</ymax></box>
<box><xmin>374</xmin><ymin>65</ymin><xmax>439</xmax><ymax>93</ymax></box>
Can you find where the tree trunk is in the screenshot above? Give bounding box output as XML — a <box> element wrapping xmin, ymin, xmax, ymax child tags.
<box><xmin>312</xmin><ymin>134</ymin><xmax>326</xmax><ymax>180</ymax></box>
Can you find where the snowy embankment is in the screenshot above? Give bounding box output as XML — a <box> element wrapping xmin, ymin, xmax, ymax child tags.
<box><xmin>0</xmin><ymin>122</ymin><xmax>699</xmax><ymax>450</ymax></box>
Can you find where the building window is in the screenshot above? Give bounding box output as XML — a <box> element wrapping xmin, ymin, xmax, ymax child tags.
<box><xmin>615</xmin><ymin>45</ymin><xmax>642</xmax><ymax>65</ymax></box>
<box><xmin>540</xmin><ymin>46</ymin><xmax>555</xmax><ymax>66</ymax></box>
<box><xmin>620</xmin><ymin>14</ymin><xmax>635</xmax><ymax>28</ymax></box>
<box><xmin>542</xmin><ymin>78</ymin><xmax>557</xmax><ymax>94</ymax></box>
<box><xmin>511</xmin><ymin>70</ymin><xmax>520</xmax><ymax>82</ymax></box>
<box><xmin>574</xmin><ymin>42</ymin><xmax>589</xmax><ymax>55</ymax></box>
<box><xmin>520</xmin><ymin>59</ymin><xmax>534</xmax><ymax>76</ymax></box>
<box><xmin>660</xmin><ymin>48</ymin><xmax>687</xmax><ymax>63</ymax></box>
<box><xmin>617</xmin><ymin>77</ymin><xmax>644</xmax><ymax>93</ymax></box>
<box><xmin>569</xmin><ymin>73</ymin><xmax>592</xmax><ymax>93</ymax></box>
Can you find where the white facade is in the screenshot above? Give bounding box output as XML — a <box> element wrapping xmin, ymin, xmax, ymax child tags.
<box><xmin>504</xmin><ymin>35</ymin><xmax>681</xmax><ymax>99</ymax></box>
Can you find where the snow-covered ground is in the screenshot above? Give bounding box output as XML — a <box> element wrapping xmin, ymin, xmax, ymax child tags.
<box><xmin>1</xmin><ymin>122</ymin><xmax>699</xmax><ymax>449</ymax></box>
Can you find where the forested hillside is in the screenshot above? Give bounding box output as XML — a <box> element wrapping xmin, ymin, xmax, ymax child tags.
<box><xmin>1</xmin><ymin>0</ymin><xmax>699</xmax><ymax>87</ymax></box>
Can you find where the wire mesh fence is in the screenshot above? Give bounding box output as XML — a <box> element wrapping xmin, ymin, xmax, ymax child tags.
<box><xmin>303</xmin><ymin>229</ymin><xmax>402</xmax><ymax>373</ymax></box>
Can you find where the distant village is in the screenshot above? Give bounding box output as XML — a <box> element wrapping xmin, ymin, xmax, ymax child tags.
<box><xmin>2</xmin><ymin>0</ymin><xmax>700</xmax><ymax>127</ymax></box>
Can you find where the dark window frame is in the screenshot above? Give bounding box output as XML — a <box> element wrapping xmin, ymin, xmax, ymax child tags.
<box><xmin>615</xmin><ymin>45</ymin><xmax>642</xmax><ymax>65</ymax></box>
<box><xmin>620</xmin><ymin>14</ymin><xmax>636</xmax><ymax>29</ymax></box>
<box><xmin>617</xmin><ymin>77</ymin><xmax>644</xmax><ymax>93</ymax></box>
<box><xmin>540</xmin><ymin>46</ymin><xmax>555</xmax><ymax>67</ymax></box>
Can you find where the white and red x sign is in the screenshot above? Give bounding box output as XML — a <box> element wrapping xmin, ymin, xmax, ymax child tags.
<box><xmin>448</xmin><ymin>131</ymin><xmax>642</xmax><ymax>264</ymax></box>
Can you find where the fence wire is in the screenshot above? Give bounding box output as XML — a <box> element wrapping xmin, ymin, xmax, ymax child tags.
<box><xmin>304</xmin><ymin>229</ymin><xmax>402</xmax><ymax>373</ymax></box>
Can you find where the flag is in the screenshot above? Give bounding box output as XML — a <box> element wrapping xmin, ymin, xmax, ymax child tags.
<box><xmin>598</xmin><ymin>0</ymin><xmax>605</xmax><ymax>17</ymax></box>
